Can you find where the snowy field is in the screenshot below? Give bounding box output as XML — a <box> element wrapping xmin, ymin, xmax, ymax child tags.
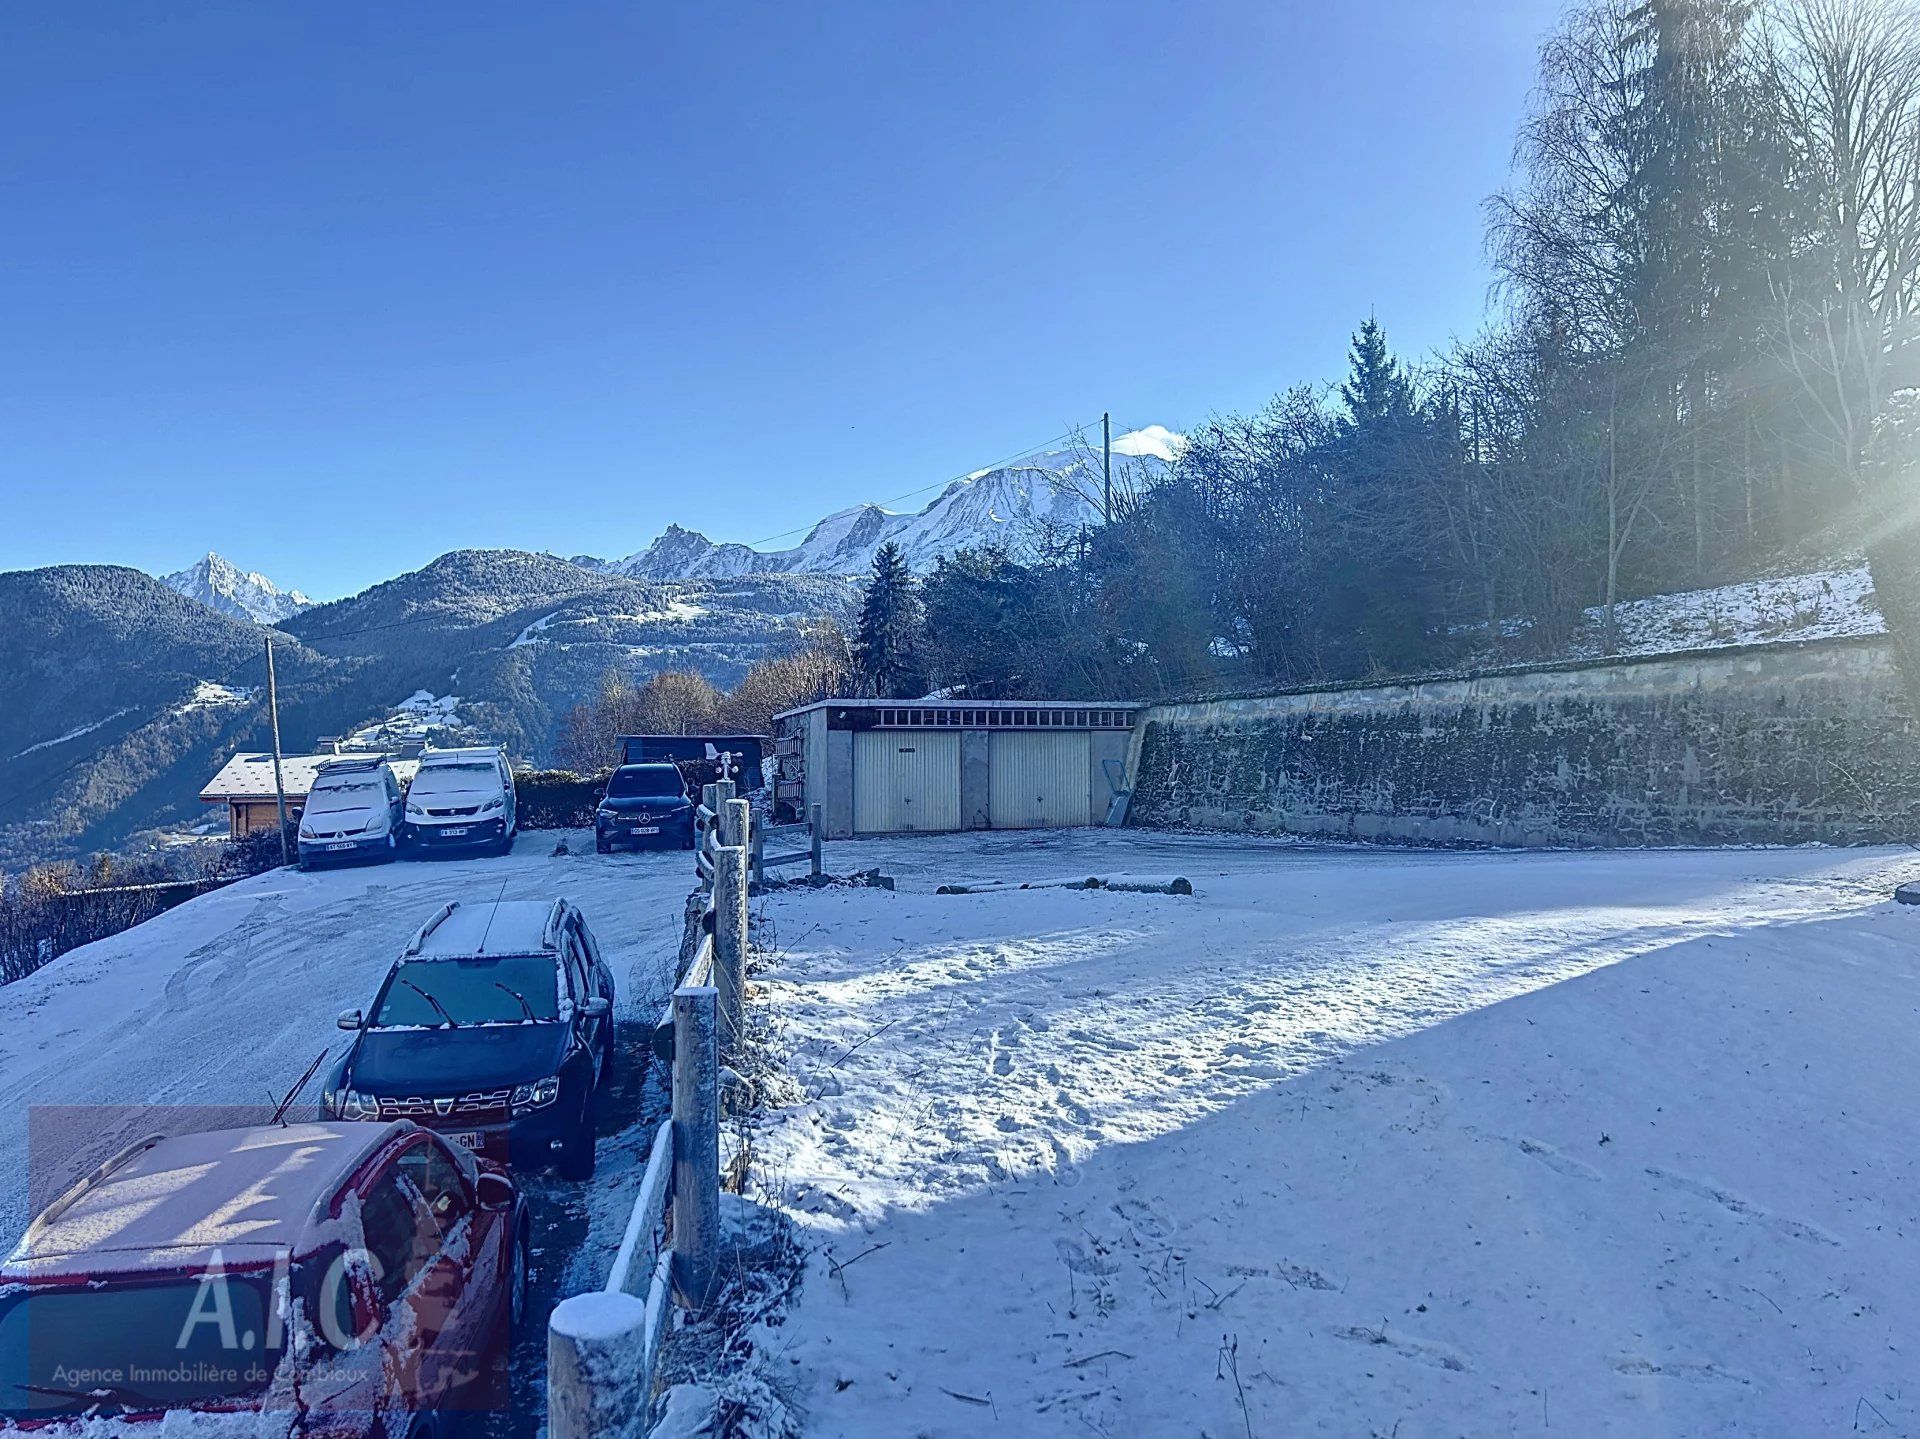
<box><xmin>753</xmin><ymin>830</ymin><xmax>1919</xmax><ymax>1438</ymax></box>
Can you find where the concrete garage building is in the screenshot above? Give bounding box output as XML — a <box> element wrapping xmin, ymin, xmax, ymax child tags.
<box><xmin>774</xmin><ymin>700</ymin><xmax>1138</xmax><ymax>838</ymax></box>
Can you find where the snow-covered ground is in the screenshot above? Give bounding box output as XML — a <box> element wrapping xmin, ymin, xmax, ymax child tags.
<box><xmin>1571</xmin><ymin>563</ymin><xmax>1881</xmax><ymax>658</ymax></box>
<box><xmin>751</xmin><ymin>829</ymin><xmax>1919</xmax><ymax>1437</ymax></box>
<box><xmin>0</xmin><ymin>833</ymin><xmax>688</xmax><ymax>1268</ymax></box>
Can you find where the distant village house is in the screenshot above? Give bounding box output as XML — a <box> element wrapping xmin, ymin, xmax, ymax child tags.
<box><xmin>199</xmin><ymin>751</ymin><xmax>420</xmax><ymax>839</ymax></box>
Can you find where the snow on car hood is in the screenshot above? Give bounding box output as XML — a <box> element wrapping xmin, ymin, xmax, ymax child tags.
<box><xmin>304</xmin><ymin>803</ymin><xmax>381</xmax><ymax>831</ymax></box>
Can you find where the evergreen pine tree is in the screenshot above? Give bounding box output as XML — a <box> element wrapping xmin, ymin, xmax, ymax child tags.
<box><xmin>1325</xmin><ymin>317</ymin><xmax>1443</xmax><ymax>672</ymax></box>
<box><xmin>1339</xmin><ymin>317</ymin><xmax>1417</xmax><ymax>431</ymax></box>
<box><xmin>851</xmin><ymin>542</ymin><xmax>926</xmax><ymax>698</ymax></box>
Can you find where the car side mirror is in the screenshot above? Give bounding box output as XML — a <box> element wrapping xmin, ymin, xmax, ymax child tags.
<box><xmin>475</xmin><ymin>1171</ymin><xmax>514</xmax><ymax>1212</ymax></box>
<box><xmin>336</xmin><ymin>1008</ymin><xmax>365</xmax><ymax>1031</ymax></box>
<box><xmin>580</xmin><ymin>996</ymin><xmax>611</xmax><ymax>1019</ymax></box>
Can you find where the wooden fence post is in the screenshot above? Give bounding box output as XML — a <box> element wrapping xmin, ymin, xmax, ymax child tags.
<box><xmin>721</xmin><ymin>796</ymin><xmax>749</xmax><ymax>849</ymax></box>
<box><xmin>713</xmin><ymin>846</ymin><xmax>748</xmax><ymax>1051</ymax></box>
<box><xmin>671</xmin><ymin>985</ymin><xmax>719</xmax><ymax>1309</ymax></box>
<box><xmin>548</xmin><ymin>1290</ymin><xmax>648</xmax><ymax>1439</ymax></box>
<box><xmin>810</xmin><ymin>803</ymin><xmax>824</xmax><ymax>879</ymax></box>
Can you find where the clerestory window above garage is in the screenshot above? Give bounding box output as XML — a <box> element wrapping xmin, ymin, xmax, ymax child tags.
<box><xmin>870</xmin><ymin>705</ymin><xmax>1136</xmax><ymax>729</ymax></box>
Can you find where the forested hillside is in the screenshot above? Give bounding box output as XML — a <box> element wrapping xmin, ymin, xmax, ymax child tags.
<box><xmin>0</xmin><ymin>567</ymin><xmax>343</xmax><ymax>868</ymax></box>
<box><xmin>0</xmin><ymin>553</ymin><xmax>855</xmax><ymax>867</ymax></box>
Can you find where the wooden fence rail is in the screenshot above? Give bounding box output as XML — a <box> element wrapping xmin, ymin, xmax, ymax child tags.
<box><xmin>548</xmin><ymin>781</ymin><xmax>760</xmax><ymax>1439</ymax></box>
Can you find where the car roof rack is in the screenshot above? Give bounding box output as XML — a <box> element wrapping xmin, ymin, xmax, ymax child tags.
<box><xmin>418</xmin><ymin>745</ymin><xmax>501</xmax><ymax>765</ymax></box>
<box><xmin>25</xmin><ymin>1133</ymin><xmax>166</xmax><ymax>1244</ymax></box>
<box><xmin>404</xmin><ymin>901</ymin><xmax>460</xmax><ymax>956</ymax></box>
<box><xmin>317</xmin><ymin>755</ymin><xmax>387</xmax><ymax>774</ymax></box>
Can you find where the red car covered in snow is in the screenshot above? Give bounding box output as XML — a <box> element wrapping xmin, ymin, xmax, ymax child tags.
<box><xmin>0</xmin><ymin>1121</ymin><xmax>528</xmax><ymax>1437</ymax></box>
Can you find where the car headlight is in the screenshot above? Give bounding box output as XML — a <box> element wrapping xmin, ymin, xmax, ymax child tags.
<box><xmin>481</xmin><ymin>797</ymin><xmax>505</xmax><ymax>814</ymax></box>
<box><xmin>596</xmin><ymin>806</ymin><xmax>614</xmax><ymax>821</ymax></box>
<box><xmin>510</xmin><ymin>1076</ymin><xmax>561</xmax><ymax>1111</ymax></box>
<box><xmin>406</xmin><ymin>802</ymin><xmax>425</xmax><ymax>817</ymax></box>
<box><xmin>299</xmin><ymin>826</ymin><xmax>315</xmax><ymax>840</ymax></box>
<box><xmin>338</xmin><ymin>1089</ymin><xmax>381</xmax><ymax>1120</ymax></box>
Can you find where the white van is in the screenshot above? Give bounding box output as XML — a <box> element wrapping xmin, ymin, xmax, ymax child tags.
<box><xmin>402</xmin><ymin>746</ymin><xmax>518</xmax><ymax>856</ymax></box>
<box><xmin>297</xmin><ymin>756</ymin><xmax>405</xmax><ymax>869</ymax></box>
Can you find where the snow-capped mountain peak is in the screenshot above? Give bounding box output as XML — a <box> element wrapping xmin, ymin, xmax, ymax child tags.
<box><xmin>586</xmin><ymin>426</ymin><xmax>1182</xmax><ymax>581</ymax></box>
<box><xmin>162</xmin><ymin>552</ymin><xmax>315</xmax><ymax>625</ymax></box>
<box><xmin>1110</xmin><ymin>423</ymin><xmax>1184</xmax><ymax>463</ymax></box>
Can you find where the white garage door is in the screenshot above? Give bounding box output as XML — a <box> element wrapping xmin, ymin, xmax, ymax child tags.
<box><xmin>853</xmin><ymin>730</ymin><xmax>961</xmax><ymax>833</ymax></box>
<box><xmin>989</xmin><ymin>731</ymin><xmax>1092</xmax><ymax>829</ymax></box>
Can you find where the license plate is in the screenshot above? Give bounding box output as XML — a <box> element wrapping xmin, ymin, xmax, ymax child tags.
<box><xmin>631</xmin><ymin>826</ymin><xmax>660</xmax><ymax>835</ymax></box>
<box><xmin>327</xmin><ymin>842</ymin><xmax>355</xmax><ymax>852</ymax></box>
<box><xmin>449</xmin><ymin>1132</ymin><xmax>483</xmax><ymax>1151</ymax></box>
<box><xmin>441</xmin><ymin>827</ymin><xmax>469</xmax><ymax>837</ymax></box>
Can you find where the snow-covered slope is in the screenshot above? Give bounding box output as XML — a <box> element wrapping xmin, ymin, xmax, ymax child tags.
<box><xmin>1571</xmin><ymin>563</ymin><xmax>1881</xmax><ymax>657</ymax></box>
<box><xmin>161</xmin><ymin>552</ymin><xmax>314</xmax><ymax>624</ymax></box>
<box><xmin>588</xmin><ymin>427</ymin><xmax>1182</xmax><ymax>580</ymax></box>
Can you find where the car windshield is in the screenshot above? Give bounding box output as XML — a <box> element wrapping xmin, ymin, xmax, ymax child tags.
<box><xmin>373</xmin><ymin>956</ymin><xmax>559</xmax><ymax>1027</ymax></box>
<box><xmin>0</xmin><ymin>1272</ymin><xmax>283</xmax><ymax>1418</ymax></box>
<box><xmin>308</xmin><ymin>777</ymin><xmax>382</xmax><ymax>810</ymax></box>
<box><xmin>410</xmin><ymin>763</ymin><xmax>496</xmax><ymax>798</ymax></box>
<box><xmin>606</xmin><ymin>766</ymin><xmax>684</xmax><ymax>799</ymax></box>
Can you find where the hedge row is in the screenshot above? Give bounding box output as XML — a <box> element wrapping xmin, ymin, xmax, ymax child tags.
<box><xmin>1</xmin><ymin>879</ymin><xmax>230</xmax><ymax>985</ymax></box>
<box><xmin>514</xmin><ymin>769</ymin><xmax>613</xmax><ymax>831</ymax></box>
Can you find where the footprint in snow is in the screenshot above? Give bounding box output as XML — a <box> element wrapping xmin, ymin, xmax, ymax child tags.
<box><xmin>1644</xmin><ymin>1167</ymin><xmax>1837</xmax><ymax>1245</ymax></box>
<box><xmin>1055</xmin><ymin>1237</ymin><xmax>1120</xmax><ymax>1276</ymax></box>
<box><xmin>1329</xmin><ymin>1325</ymin><xmax>1470</xmax><ymax>1373</ymax></box>
<box><xmin>1056</xmin><ymin>1093</ymin><xmax>1093</xmax><ymax>1125</ymax></box>
<box><xmin>1614</xmin><ymin>1357</ymin><xmax>1748</xmax><ymax>1385</ymax></box>
<box><xmin>1462</xmin><ymin>1127</ymin><xmax>1602</xmax><ymax>1182</ymax></box>
<box><xmin>1516</xmin><ymin>1137</ymin><xmax>1602</xmax><ymax>1181</ymax></box>
<box><xmin>1110</xmin><ymin>1199</ymin><xmax>1173</xmax><ymax>1240</ymax></box>
<box><xmin>1276</xmin><ymin>1263</ymin><xmax>1338</xmax><ymax>1291</ymax></box>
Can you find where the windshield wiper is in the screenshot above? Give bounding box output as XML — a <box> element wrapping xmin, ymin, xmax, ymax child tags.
<box><xmin>397</xmin><ymin>977</ymin><xmax>460</xmax><ymax>1028</ymax></box>
<box><xmin>19</xmin><ymin>1380</ymin><xmax>165</xmax><ymax>1413</ymax></box>
<box><xmin>493</xmin><ymin>981</ymin><xmax>538</xmax><ymax>1024</ymax></box>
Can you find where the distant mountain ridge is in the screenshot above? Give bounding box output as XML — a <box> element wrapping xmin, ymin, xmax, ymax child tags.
<box><xmin>3</xmin><ymin>551</ymin><xmax>852</xmax><ymax>868</ymax></box>
<box><xmin>162</xmin><ymin>552</ymin><xmax>313</xmax><ymax>624</ymax></box>
<box><xmin>580</xmin><ymin>425</ymin><xmax>1183</xmax><ymax>581</ymax></box>
<box><xmin>11</xmin><ymin>430</ymin><xmax>1182</xmax><ymax>866</ymax></box>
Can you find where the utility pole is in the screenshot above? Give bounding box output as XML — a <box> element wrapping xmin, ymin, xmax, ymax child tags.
<box><xmin>264</xmin><ymin>638</ymin><xmax>290</xmax><ymax>868</ymax></box>
<box><xmin>1102</xmin><ymin>412</ymin><xmax>1112</xmax><ymax>523</ymax></box>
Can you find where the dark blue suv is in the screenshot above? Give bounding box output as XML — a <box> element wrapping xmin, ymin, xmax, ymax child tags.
<box><xmin>594</xmin><ymin>763</ymin><xmax>695</xmax><ymax>853</ymax></box>
<box><xmin>326</xmin><ymin>898</ymin><xmax>617</xmax><ymax>1179</ymax></box>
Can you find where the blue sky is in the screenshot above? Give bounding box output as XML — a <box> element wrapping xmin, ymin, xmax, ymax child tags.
<box><xmin>0</xmin><ymin>1</ymin><xmax>1555</xmax><ymax>600</ymax></box>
